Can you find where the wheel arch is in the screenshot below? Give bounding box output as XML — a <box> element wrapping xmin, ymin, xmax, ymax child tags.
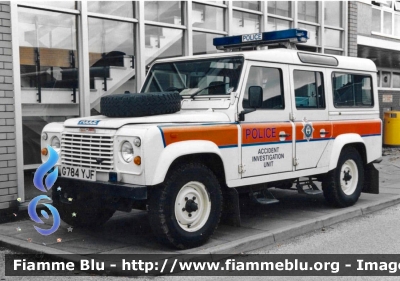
<box><xmin>328</xmin><ymin>134</ymin><xmax>367</xmax><ymax>170</ymax></box>
<box><xmin>149</xmin><ymin>140</ymin><xmax>226</xmax><ymax>186</ymax></box>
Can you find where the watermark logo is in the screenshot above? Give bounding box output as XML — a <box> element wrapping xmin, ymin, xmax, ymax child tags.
<box><xmin>28</xmin><ymin>145</ymin><xmax>61</xmax><ymax>236</ymax></box>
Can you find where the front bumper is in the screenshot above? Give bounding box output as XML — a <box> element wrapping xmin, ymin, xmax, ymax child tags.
<box><xmin>55</xmin><ymin>177</ymin><xmax>147</xmax><ymax>200</ymax></box>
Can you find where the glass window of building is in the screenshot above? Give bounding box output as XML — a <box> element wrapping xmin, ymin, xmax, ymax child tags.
<box><xmin>395</xmin><ymin>14</ymin><xmax>400</xmax><ymax>37</ymax></box>
<box><xmin>268</xmin><ymin>1</ymin><xmax>291</xmax><ymax>17</ymax></box>
<box><xmin>192</xmin><ymin>3</ymin><xmax>225</xmax><ymax>31</ymax></box>
<box><xmin>371</xmin><ymin>1</ymin><xmax>400</xmax><ymax>37</ymax></box>
<box><xmin>19</xmin><ymin>1</ymin><xmax>76</xmax><ymax>9</ymax></box>
<box><xmin>324</xmin><ymin>1</ymin><xmax>342</xmax><ymax>27</ymax></box>
<box><xmin>298</xmin><ymin>23</ymin><xmax>318</xmax><ymax>45</ymax></box>
<box><xmin>144</xmin><ymin>25</ymin><xmax>183</xmax><ymax>64</ymax></box>
<box><xmin>393</xmin><ymin>72</ymin><xmax>400</xmax><ymax>88</ymax></box>
<box><xmin>324</xmin><ymin>29</ymin><xmax>342</xmax><ymax>49</ymax></box>
<box><xmin>144</xmin><ymin>1</ymin><xmax>182</xmax><ymax>25</ymax></box>
<box><xmin>87</xmin><ymin>1</ymin><xmax>134</xmax><ymax>18</ymax></box>
<box><xmin>267</xmin><ymin>18</ymin><xmax>291</xmax><ymax>31</ymax></box>
<box><xmin>372</xmin><ymin>8</ymin><xmax>381</xmax><ymax>33</ymax></box>
<box><xmin>18</xmin><ymin>7</ymin><xmax>79</xmax><ymax>200</ymax></box>
<box><xmin>382</xmin><ymin>71</ymin><xmax>391</xmax><ymax>87</ymax></box>
<box><xmin>232</xmin><ymin>1</ymin><xmax>260</xmax><ymax>11</ymax></box>
<box><xmin>298</xmin><ymin>1</ymin><xmax>318</xmax><ymax>23</ymax></box>
<box><xmin>232</xmin><ymin>11</ymin><xmax>260</xmax><ymax>35</ymax></box>
<box><xmin>88</xmin><ymin>18</ymin><xmax>135</xmax><ymax>115</ymax></box>
<box><xmin>193</xmin><ymin>32</ymin><xmax>223</xmax><ymax>55</ymax></box>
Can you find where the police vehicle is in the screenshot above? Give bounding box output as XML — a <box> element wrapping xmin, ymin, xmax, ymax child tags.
<box><xmin>41</xmin><ymin>29</ymin><xmax>382</xmax><ymax>249</ymax></box>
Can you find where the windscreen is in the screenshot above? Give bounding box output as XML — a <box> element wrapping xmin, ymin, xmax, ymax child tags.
<box><xmin>141</xmin><ymin>57</ymin><xmax>244</xmax><ymax>97</ymax></box>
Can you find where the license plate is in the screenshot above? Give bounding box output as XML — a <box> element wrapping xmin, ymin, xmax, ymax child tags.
<box><xmin>61</xmin><ymin>166</ymin><xmax>96</xmax><ymax>182</ymax></box>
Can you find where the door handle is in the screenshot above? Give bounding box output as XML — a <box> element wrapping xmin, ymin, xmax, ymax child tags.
<box><xmin>320</xmin><ymin>131</ymin><xmax>330</xmax><ymax>135</ymax></box>
<box><xmin>279</xmin><ymin>133</ymin><xmax>291</xmax><ymax>138</ymax></box>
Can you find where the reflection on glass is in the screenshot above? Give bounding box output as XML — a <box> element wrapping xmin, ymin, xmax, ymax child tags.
<box><xmin>299</xmin><ymin>24</ymin><xmax>318</xmax><ymax>45</ymax></box>
<box><xmin>267</xmin><ymin>18</ymin><xmax>290</xmax><ymax>31</ymax></box>
<box><xmin>88</xmin><ymin>18</ymin><xmax>135</xmax><ymax>114</ymax></box>
<box><xmin>298</xmin><ymin>1</ymin><xmax>318</xmax><ymax>23</ymax></box>
<box><xmin>324</xmin><ymin>1</ymin><xmax>342</xmax><ymax>27</ymax></box>
<box><xmin>324</xmin><ymin>29</ymin><xmax>341</xmax><ymax>48</ymax></box>
<box><xmin>393</xmin><ymin>73</ymin><xmax>400</xmax><ymax>88</ymax></box>
<box><xmin>192</xmin><ymin>3</ymin><xmax>224</xmax><ymax>31</ymax></box>
<box><xmin>145</xmin><ymin>25</ymin><xmax>183</xmax><ymax>65</ymax></box>
<box><xmin>145</xmin><ymin>1</ymin><xmax>182</xmax><ymax>25</ymax></box>
<box><xmin>19</xmin><ymin>1</ymin><xmax>76</xmax><ymax>9</ymax></box>
<box><xmin>87</xmin><ymin>1</ymin><xmax>133</xmax><ymax>18</ymax></box>
<box><xmin>232</xmin><ymin>11</ymin><xmax>260</xmax><ymax>35</ymax></box>
<box><xmin>268</xmin><ymin>1</ymin><xmax>291</xmax><ymax>18</ymax></box>
<box><xmin>18</xmin><ymin>7</ymin><xmax>78</xmax><ymax>165</ymax></box>
<box><xmin>372</xmin><ymin>9</ymin><xmax>381</xmax><ymax>32</ymax></box>
<box><xmin>382</xmin><ymin>71</ymin><xmax>391</xmax><ymax>87</ymax></box>
<box><xmin>193</xmin><ymin>32</ymin><xmax>223</xmax><ymax>55</ymax></box>
<box><xmin>232</xmin><ymin>1</ymin><xmax>259</xmax><ymax>11</ymax></box>
<box><xmin>383</xmin><ymin>11</ymin><xmax>392</xmax><ymax>34</ymax></box>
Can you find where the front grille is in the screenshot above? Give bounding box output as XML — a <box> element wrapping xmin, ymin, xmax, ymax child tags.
<box><xmin>61</xmin><ymin>133</ymin><xmax>114</xmax><ymax>172</ymax></box>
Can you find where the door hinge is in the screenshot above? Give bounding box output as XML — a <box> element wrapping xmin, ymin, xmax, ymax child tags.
<box><xmin>289</xmin><ymin>112</ymin><xmax>295</xmax><ymax>121</ymax></box>
<box><xmin>238</xmin><ymin>164</ymin><xmax>246</xmax><ymax>174</ymax></box>
<box><xmin>293</xmin><ymin>157</ymin><xmax>299</xmax><ymax>166</ymax></box>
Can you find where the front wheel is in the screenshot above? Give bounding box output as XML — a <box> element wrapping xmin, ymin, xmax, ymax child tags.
<box><xmin>148</xmin><ymin>162</ymin><xmax>222</xmax><ymax>249</ymax></box>
<box><xmin>322</xmin><ymin>147</ymin><xmax>364</xmax><ymax>207</ymax></box>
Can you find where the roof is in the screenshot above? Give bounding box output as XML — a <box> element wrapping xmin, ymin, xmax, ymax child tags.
<box><xmin>155</xmin><ymin>48</ymin><xmax>377</xmax><ymax>73</ymax></box>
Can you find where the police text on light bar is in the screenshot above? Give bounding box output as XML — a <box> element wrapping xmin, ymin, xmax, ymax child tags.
<box><xmin>213</xmin><ymin>28</ymin><xmax>309</xmax><ymax>50</ymax></box>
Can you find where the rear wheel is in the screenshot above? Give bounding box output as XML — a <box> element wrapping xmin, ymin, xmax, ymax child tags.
<box><xmin>148</xmin><ymin>162</ymin><xmax>222</xmax><ymax>249</ymax></box>
<box><xmin>322</xmin><ymin>147</ymin><xmax>364</xmax><ymax>207</ymax></box>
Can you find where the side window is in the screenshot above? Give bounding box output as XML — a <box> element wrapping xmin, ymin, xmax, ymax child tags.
<box><xmin>243</xmin><ymin>66</ymin><xmax>284</xmax><ymax>109</ymax></box>
<box><xmin>332</xmin><ymin>73</ymin><xmax>373</xmax><ymax>107</ymax></box>
<box><xmin>293</xmin><ymin>70</ymin><xmax>325</xmax><ymax>109</ymax></box>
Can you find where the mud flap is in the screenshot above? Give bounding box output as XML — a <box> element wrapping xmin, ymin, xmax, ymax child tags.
<box><xmin>362</xmin><ymin>163</ymin><xmax>379</xmax><ymax>194</ymax></box>
<box><xmin>220</xmin><ymin>188</ymin><xmax>241</xmax><ymax>227</ymax></box>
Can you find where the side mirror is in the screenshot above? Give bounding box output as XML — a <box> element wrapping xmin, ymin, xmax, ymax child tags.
<box><xmin>239</xmin><ymin>86</ymin><xmax>263</xmax><ymax>121</ymax></box>
<box><xmin>248</xmin><ymin>86</ymin><xmax>263</xmax><ymax>108</ymax></box>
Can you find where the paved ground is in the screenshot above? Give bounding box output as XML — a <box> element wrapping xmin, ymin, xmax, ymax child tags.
<box><xmin>0</xmin><ymin>149</ymin><xmax>400</xmax><ymax>266</ymax></box>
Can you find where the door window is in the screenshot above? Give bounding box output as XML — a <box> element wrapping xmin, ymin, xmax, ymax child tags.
<box><xmin>243</xmin><ymin>66</ymin><xmax>284</xmax><ymax>109</ymax></box>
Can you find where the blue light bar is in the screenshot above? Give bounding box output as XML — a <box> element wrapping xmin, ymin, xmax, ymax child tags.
<box><xmin>213</xmin><ymin>29</ymin><xmax>309</xmax><ymax>50</ymax></box>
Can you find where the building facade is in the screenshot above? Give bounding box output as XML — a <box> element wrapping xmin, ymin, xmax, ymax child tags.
<box><xmin>0</xmin><ymin>0</ymin><xmax>398</xmax><ymax>212</ymax></box>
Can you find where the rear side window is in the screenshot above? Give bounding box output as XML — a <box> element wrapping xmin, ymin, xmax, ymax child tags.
<box><xmin>332</xmin><ymin>73</ymin><xmax>373</xmax><ymax>107</ymax></box>
<box><xmin>293</xmin><ymin>70</ymin><xmax>325</xmax><ymax>109</ymax></box>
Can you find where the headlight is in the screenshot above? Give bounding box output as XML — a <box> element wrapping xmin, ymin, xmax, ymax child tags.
<box><xmin>121</xmin><ymin>141</ymin><xmax>134</xmax><ymax>163</ymax></box>
<box><xmin>51</xmin><ymin>136</ymin><xmax>60</xmax><ymax>149</ymax></box>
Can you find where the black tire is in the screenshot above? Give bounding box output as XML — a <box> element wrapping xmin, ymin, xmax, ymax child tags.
<box><xmin>100</xmin><ymin>92</ymin><xmax>181</xmax><ymax>117</ymax></box>
<box><xmin>52</xmin><ymin>191</ymin><xmax>115</xmax><ymax>227</ymax></box>
<box><xmin>322</xmin><ymin>147</ymin><xmax>364</xmax><ymax>207</ymax></box>
<box><xmin>148</xmin><ymin>162</ymin><xmax>222</xmax><ymax>249</ymax></box>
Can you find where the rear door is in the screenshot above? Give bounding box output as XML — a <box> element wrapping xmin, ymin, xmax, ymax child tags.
<box><xmin>289</xmin><ymin>65</ymin><xmax>332</xmax><ymax>170</ymax></box>
<box><xmin>240</xmin><ymin>62</ymin><xmax>294</xmax><ymax>178</ymax></box>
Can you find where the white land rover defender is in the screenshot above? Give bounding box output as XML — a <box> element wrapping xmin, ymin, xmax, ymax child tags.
<box><xmin>41</xmin><ymin>29</ymin><xmax>382</xmax><ymax>249</ymax></box>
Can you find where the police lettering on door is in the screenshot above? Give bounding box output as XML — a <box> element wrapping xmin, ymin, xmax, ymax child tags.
<box><xmin>244</xmin><ymin>127</ymin><xmax>285</xmax><ymax>168</ymax></box>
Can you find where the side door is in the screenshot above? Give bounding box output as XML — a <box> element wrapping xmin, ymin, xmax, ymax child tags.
<box><xmin>240</xmin><ymin>62</ymin><xmax>294</xmax><ymax>178</ymax></box>
<box><xmin>289</xmin><ymin>66</ymin><xmax>332</xmax><ymax>170</ymax></box>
